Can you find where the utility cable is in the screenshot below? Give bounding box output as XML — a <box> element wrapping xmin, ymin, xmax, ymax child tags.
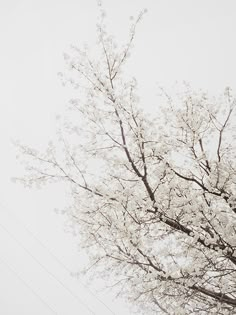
<box><xmin>0</xmin><ymin>220</ymin><xmax>95</xmax><ymax>315</ymax></box>
<box><xmin>0</xmin><ymin>256</ymin><xmax>57</xmax><ymax>314</ymax></box>
<box><xmin>0</xmin><ymin>201</ymin><xmax>116</xmax><ymax>315</ymax></box>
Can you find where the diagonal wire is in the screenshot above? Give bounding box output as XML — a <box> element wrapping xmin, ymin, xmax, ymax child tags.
<box><xmin>0</xmin><ymin>201</ymin><xmax>116</xmax><ymax>314</ymax></box>
<box><xmin>0</xmin><ymin>256</ymin><xmax>57</xmax><ymax>315</ymax></box>
<box><xmin>0</xmin><ymin>220</ymin><xmax>95</xmax><ymax>315</ymax></box>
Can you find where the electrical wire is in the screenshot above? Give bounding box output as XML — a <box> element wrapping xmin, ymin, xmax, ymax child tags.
<box><xmin>0</xmin><ymin>220</ymin><xmax>95</xmax><ymax>315</ymax></box>
<box><xmin>0</xmin><ymin>256</ymin><xmax>57</xmax><ymax>315</ymax></box>
<box><xmin>0</xmin><ymin>201</ymin><xmax>116</xmax><ymax>314</ymax></box>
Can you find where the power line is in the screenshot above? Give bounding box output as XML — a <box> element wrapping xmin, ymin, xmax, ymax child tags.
<box><xmin>0</xmin><ymin>220</ymin><xmax>95</xmax><ymax>315</ymax></box>
<box><xmin>0</xmin><ymin>201</ymin><xmax>116</xmax><ymax>315</ymax></box>
<box><xmin>0</xmin><ymin>256</ymin><xmax>57</xmax><ymax>315</ymax></box>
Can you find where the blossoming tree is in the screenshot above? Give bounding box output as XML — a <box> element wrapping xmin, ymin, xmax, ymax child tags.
<box><xmin>18</xmin><ymin>10</ymin><xmax>236</xmax><ymax>315</ymax></box>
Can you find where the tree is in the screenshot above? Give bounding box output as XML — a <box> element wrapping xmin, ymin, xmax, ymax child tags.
<box><xmin>17</xmin><ymin>8</ymin><xmax>236</xmax><ymax>315</ymax></box>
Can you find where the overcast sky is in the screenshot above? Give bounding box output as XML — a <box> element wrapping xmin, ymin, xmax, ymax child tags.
<box><xmin>0</xmin><ymin>0</ymin><xmax>236</xmax><ymax>314</ymax></box>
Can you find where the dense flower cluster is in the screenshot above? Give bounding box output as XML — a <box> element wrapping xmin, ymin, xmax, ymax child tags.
<box><xmin>18</xmin><ymin>10</ymin><xmax>236</xmax><ymax>315</ymax></box>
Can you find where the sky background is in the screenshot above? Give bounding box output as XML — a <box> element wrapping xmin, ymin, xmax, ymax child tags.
<box><xmin>0</xmin><ymin>0</ymin><xmax>236</xmax><ymax>314</ymax></box>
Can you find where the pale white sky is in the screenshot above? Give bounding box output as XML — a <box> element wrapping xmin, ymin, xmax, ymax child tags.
<box><xmin>0</xmin><ymin>0</ymin><xmax>236</xmax><ymax>314</ymax></box>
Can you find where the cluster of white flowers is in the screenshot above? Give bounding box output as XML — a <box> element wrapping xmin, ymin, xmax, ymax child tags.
<box><xmin>18</xmin><ymin>9</ymin><xmax>236</xmax><ymax>314</ymax></box>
